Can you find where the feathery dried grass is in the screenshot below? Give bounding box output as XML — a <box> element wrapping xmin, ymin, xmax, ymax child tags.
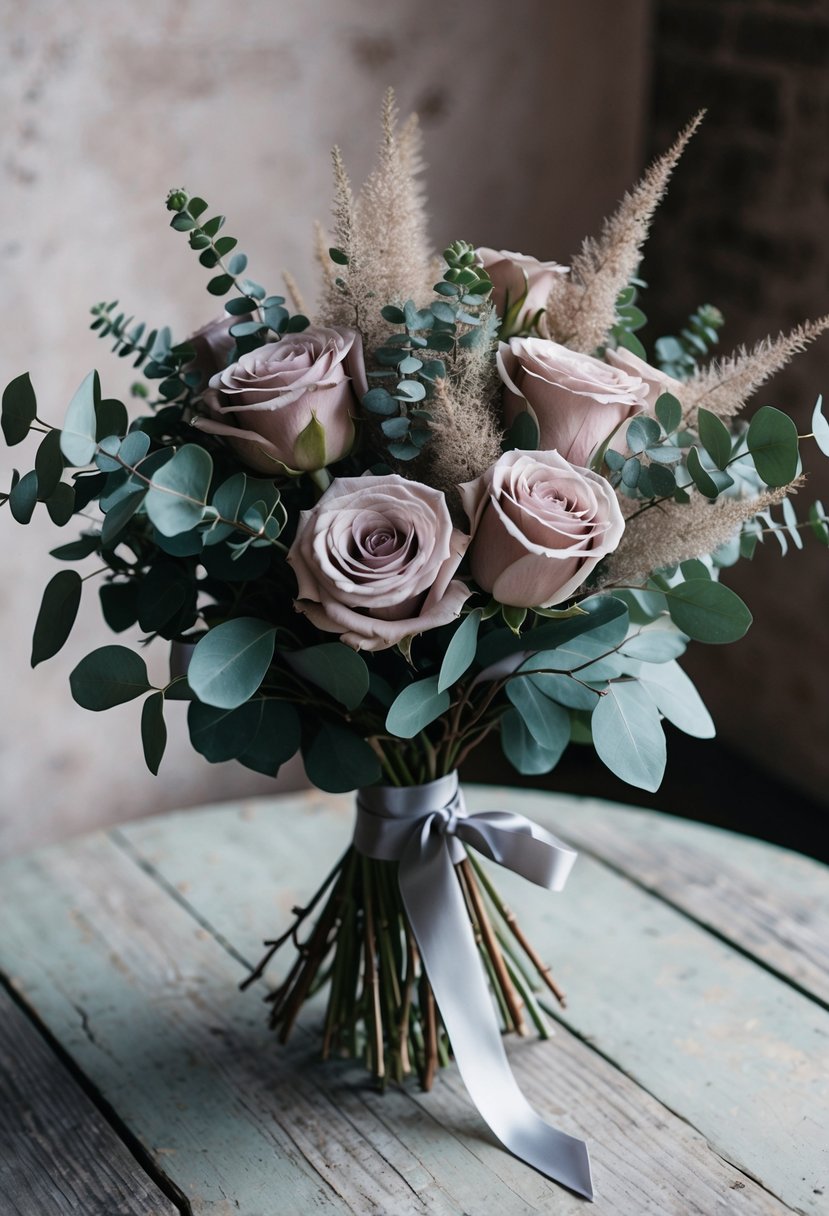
<box><xmin>282</xmin><ymin>269</ymin><xmax>306</xmax><ymax>315</ymax></box>
<box><xmin>543</xmin><ymin>113</ymin><xmax>704</xmax><ymax>354</ymax></box>
<box><xmin>426</xmin><ymin>376</ymin><xmax>503</xmax><ymax>492</ymax></box>
<box><xmin>602</xmin><ymin>480</ymin><xmax>801</xmax><ymax>587</ymax></box>
<box><xmin>317</xmin><ymin>90</ymin><xmax>434</xmax><ymax>349</ymax></box>
<box><xmin>682</xmin><ymin>317</ymin><xmax>829</xmax><ymax>424</ymax></box>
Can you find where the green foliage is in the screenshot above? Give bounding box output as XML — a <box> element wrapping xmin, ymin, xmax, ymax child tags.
<box><xmin>303</xmin><ymin>722</ymin><xmax>381</xmax><ymax>792</ymax></box>
<box><xmin>592</xmin><ymin>680</ymin><xmax>666</xmax><ymax>792</ymax></box>
<box><xmin>70</xmin><ymin>646</ymin><xmax>153</xmax><ymax>711</ymax></box>
<box><xmin>8</xmin><ymin>470</ymin><xmax>39</xmax><ymax>524</ymax></box>
<box><xmin>60</xmin><ymin>371</ymin><xmax>100</xmax><ymax>467</ymax></box>
<box><xmin>31</xmin><ymin>570</ymin><xmax>82</xmax><ymax>667</ymax></box>
<box><xmin>144</xmin><ymin>444</ymin><xmax>213</xmax><ymax>536</ymax></box>
<box><xmin>606</xmin><ymin>279</ymin><xmax>648</xmax><ymax>359</ymax></box>
<box><xmin>746</xmin><ymin>406</ymin><xmax>799</xmax><ymax>487</ymax></box>
<box><xmin>386</xmin><ymin>677</ymin><xmax>450</xmax><ymax>739</ymax></box>
<box><xmin>655</xmin><ymin>304</ymin><xmax>724</xmax><ymax>380</ymax></box>
<box><xmin>187</xmin><ymin>617</ymin><xmax>276</xmax><ymax>709</ymax></box>
<box><xmin>665</xmin><ymin>579</ymin><xmax>752</xmax><ymax>644</ymax></box>
<box><xmin>35</xmin><ymin>429</ymin><xmax>64</xmax><ymax>500</ymax></box>
<box><xmin>363</xmin><ymin>240</ymin><xmax>493</xmax><ymax>462</ymax></box>
<box><xmin>501</xmin><ymin>707</ymin><xmax>564</xmax><ymax>775</ymax></box>
<box><xmin>2</xmin><ymin>373</ymin><xmax>37</xmax><ymax>446</ymax></box>
<box><xmin>505</xmin><ymin>677</ymin><xmax>570</xmax><ymax>756</ymax></box>
<box><xmin>284</xmin><ymin>644</ymin><xmax>369</xmax><ymax>711</ymax></box>
<box><xmin>637</xmin><ymin>660</ymin><xmax>715</xmax><ymax>739</ymax></box>
<box><xmin>141</xmin><ymin>692</ymin><xmax>167</xmax><ymax>775</ymax></box>
<box><xmin>811</xmin><ymin>396</ymin><xmax>829</xmax><ymax>457</ymax></box>
<box><xmin>437</xmin><ymin>610</ymin><xmax>481</xmax><ymax>692</ymax></box>
<box><xmin>697</xmin><ymin>408</ymin><xmax>732</xmax><ymax>471</ymax></box>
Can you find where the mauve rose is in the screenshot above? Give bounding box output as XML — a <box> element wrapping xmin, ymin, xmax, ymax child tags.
<box><xmin>193</xmin><ymin>325</ymin><xmax>366</xmax><ymax>474</ymax></box>
<box><xmin>459</xmin><ymin>450</ymin><xmax>625</xmax><ymax>608</ymax></box>
<box><xmin>604</xmin><ymin>345</ymin><xmax>686</xmax><ymax>413</ymax></box>
<box><xmin>186</xmin><ymin>315</ymin><xmax>239</xmax><ymax>386</ymax></box>
<box><xmin>498</xmin><ymin>337</ymin><xmax>647</xmax><ymax>466</ymax></box>
<box><xmin>477</xmin><ymin>249</ymin><xmax>568</xmax><ymax>331</ymax></box>
<box><xmin>288</xmin><ymin>474</ymin><xmax>471</xmax><ymax>651</ymax></box>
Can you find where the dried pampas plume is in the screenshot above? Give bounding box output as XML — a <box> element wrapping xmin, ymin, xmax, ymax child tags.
<box><xmin>427</xmin><ymin>377</ymin><xmax>503</xmax><ymax>493</ymax></box>
<box><xmin>544</xmin><ymin>112</ymin><xmax>705</xmax><ymax>354</ymax></box>
<box><xmin>602</xmin><ymin>480</ymin><xmax>802</xmax><ymax>588</ymax></box>
<box><xmin>317</xmin><ymin>90</ymin><xmax>434</xmax><ymax>350</ymax></box>
<box><xmin>682</xmin><ymin>316</ymin><xmax>829</xmax><ymax>425</ymax></box>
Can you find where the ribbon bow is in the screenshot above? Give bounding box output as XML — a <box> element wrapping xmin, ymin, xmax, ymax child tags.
<box><xmin>354</xmin><ymin>772</ymin><xmax>594</xmax><ymax>1201</ymax></box>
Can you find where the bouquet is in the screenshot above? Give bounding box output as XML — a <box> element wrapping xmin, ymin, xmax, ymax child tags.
<box><xmin>4</xmin><ymin>94</ymin><xmax>827</xmax><ymax>1197</ymax></box>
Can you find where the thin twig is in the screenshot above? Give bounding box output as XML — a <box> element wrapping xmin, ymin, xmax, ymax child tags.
<box><xmin>459</xmin><ymin>859</ymin><xmax>527</xmax><ymax>1034</ymax></box>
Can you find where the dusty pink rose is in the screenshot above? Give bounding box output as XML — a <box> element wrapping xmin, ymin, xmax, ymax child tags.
<box><xmin>604</xmin><ymin>345</ymin><xmax>686</xmax><ymax>413</ymax></box>
<box><xmin>288</xmin><ymin>474</ymin><xmax>471</xmax><ymax>651</ymax></box>
<box><xmin>459</xmin><ymin>450</ymin><xmax>625</xmax><ymax>608</ymax></box>
<box><xmin>477</xmin><ymin>248</ymin><xmax>568</xmax><ymax>332</ymax></box>
<box><xmin>186</xmin><ymin>315</ymin><xmax>240</xmax><ymax>386</ymax></box>
<box><xmin>498</xmin><ymin>337</ymin><xmax>647</xmax><ymax>466</ymax></box>
<box><xmin>193</xmin><ymin>325</ymin><xmax>366</xmax><ymax>473</ymax></box>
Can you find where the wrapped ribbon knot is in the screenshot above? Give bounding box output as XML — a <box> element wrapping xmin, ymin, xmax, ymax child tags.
<box><xmin>354</xmin><ymin>771</ymin><xmax>594</xmax><ymax>1201</ymax></box>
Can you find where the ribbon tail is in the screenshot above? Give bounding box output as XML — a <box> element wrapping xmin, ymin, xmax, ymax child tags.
<box><xmin>399</xmin><ymin>831</ymin><xmax>594</xmax><ymax>1201</ymax></box>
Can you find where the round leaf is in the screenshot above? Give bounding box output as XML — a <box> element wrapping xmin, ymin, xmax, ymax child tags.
<box><xmin>141</xmin><ymin>691</ymin><xmax>167</xmax><ymax>775</ymax></box>
<box><xmin>60</xmin><ymin>371</ymin><xmax>100</xmax><ymax>466</ymax></box>
<box><xmin>145</xmin><ymin>444</ymin><xmax>213</xmax><ymax>536</ymax></box>
<box><xmin>666</xmin><ymin>579</ymin><xmax>752</xmax><ymax>644</ymax></box>
<box><xmin>35</xmin><ymin>428</ymin><xmax>64</xmax><ymax>500</ymax></box>
<box><xmin>501</xmin><ymin>707</ymin><xmax>563</xmax><ymax>776</ymax></box>
<box><xmin>303</xmin><ymin>722</ymin><xmax>381</xmax><ymax>792</ymax></box>
<box><xmin>386</xmin><ymin>677</ymin><xmax>450</xmax><ymax>739</ymax></box>
<box><xmin>9</xmin><ymin>470</ymin><xmax>39</xmax><ymax>524</ymax></box>
<box><xmin>284</xmin><ymin>644</ymin><xmax>369</xmax><ymax>711</ymax></box>
<box><xmin>697</xmin><ymin>407</ymin><xmax>732</xmax><ymax>470</ymax></box>
<box><xmin>187</xmin><ymin>617</ymin><xmax>276</xmax><ymax>709</ymax></box>
<box><xmin>747</xmin><ymin>405</ymin><xmax>799</xmax><ymax>487</ymax></box>
<box><xmin>2</xmin><ymin>372</ymin><xmax>37</xmax><ymax>446</ymax></box>
<box><xmin>70</xmin><ymin>645</ymin><xmax>152</xmax><ymax>711</ymax></box>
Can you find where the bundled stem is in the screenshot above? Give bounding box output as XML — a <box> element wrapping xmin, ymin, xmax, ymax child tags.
<box><xmin>246</xmin><ymin>843</ymin><xmax>567</xmax><ymax>1089</ymax></box>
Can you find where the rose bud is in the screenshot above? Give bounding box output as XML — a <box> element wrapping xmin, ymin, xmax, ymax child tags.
<box><xmin>477</xmin><ymin>249</ymin><xmax>568</xmax><ymax>335</ymax></box>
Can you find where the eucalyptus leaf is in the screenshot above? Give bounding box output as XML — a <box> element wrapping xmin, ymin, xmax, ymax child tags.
<box><xmin>697</xmin><ymin>408</ymin><xmax>732</xmax><ymax>470</ymax></box>
<box><xmin>60</xmin><ymin>371</ymin><xmax>100</xmax><ymax>466</ymax></box>
<box><xmin>303</xmin><ymin>722</ymin><xmax>381</xmax><ymax>792</ymax></box>
<box><xmin>31</xmin><ymin>569</ymin><xmax>82</xmax><ymax>667</ymax></box>
<box><xmin>284</xmin><ymin>643</ymin><xmax>369</xmax><ymax>711</ymax></box>
<box><xmin>141</xmin><ymin>691</ymin><xmax>167</xmax><ymax>775</ymax></box>
<box><xmin>638</xmin><ymin>661</ymin><xmax>715</xmax><ymax>739</ymax></box>
<box><xmin>70</xmin><ymin>645</ymin><xmax>153</xmax><ymax>710</ymax></box>
<box><xmin>35</xmin><ymin>428</ymin><xmax>64</xmax><ymax>500</ymax></box>
<box><xmin>686</xmin><ymin>446</ymin><xmax>720</xmax><ymax>498</ymax></box>
<box><xmin>45</xmin><ymin>483</ymin><xmax>75</xmax><ymax>526</ymax></box>
<box><xmin>145</xmin><ymin>444</ymin><xmax>213</xmax><ymax>536</ymax></box>
<box><xmin>747</xmin><ymin>406</ymin><xmax>799</xmax><ymax>487</ymax></box>
<box><xmin>187</xmin><ymin>617</ymin><xmax>276</xmax><ymax>709</ymax></box>
<box><xmin>655</xmin><ymin>392</ymin><xmax>682</xmax><ymax>434</ymax></box>
<box><xmin>811</xmin><ymin>395</ymin><xmax>829</xmax><ymax>458</ymax></box>
<box><xmin>9</xmin><ymin>470</ymin><xmax>39</xmax><ymax>524</ymax></box>
<box><xmin>1</xmin><ymin>372</ymin><xmax>37</xmax><ymax>446</ymax></box>
<box><xmin>501</xmin><ymin>707</ymin><xmax>563</xmax><ymax>775</ymax></box>
<box><xmin>666</xmin><ymin>579</ymin><xmax>752</xmax><ymax>644</ymax></box>
<box><xmin>438</xmin><ymin>610</ymin><xmax>481</xmax><ymax>692</ymax></box>
<box><xmin>505</xmin><ymin>677</ymin><xmax>570</xmax><ymax>756</ymax></box>
<box><xmin>592</xmin><ymin>680</ymin><xmax>666</xmax><ymax>791</ymax></box>
<box><xmin>386</xmin><ymin>677</ymin><xmax>450</xmax><ymax>739</ymax></box>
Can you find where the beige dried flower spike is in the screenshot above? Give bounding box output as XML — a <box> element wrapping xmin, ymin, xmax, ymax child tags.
<box><xmin>543</xmin><ymin>111</ymin><xmax>705</xmax><ymax>354</ymax></box>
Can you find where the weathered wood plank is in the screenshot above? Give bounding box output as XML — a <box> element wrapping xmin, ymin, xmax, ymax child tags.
<box><xmin>119</xmin><ymin>792</ymin><xmax>829</xmax><ymax>1212</ymax></box>
<box><xmin>0</xmin><ymin>986</ymin><xmax>179</xmax><ymax>1216</ymax></box>
<box><xmin>520</xmin><ymin>791</ymin><xmax>829</xmax><ymax>1007</ymax></box>
<box><xmin>0</xmin><ymin>827</ymin><xmax>795</xmax><ymax>1215</ymax></box>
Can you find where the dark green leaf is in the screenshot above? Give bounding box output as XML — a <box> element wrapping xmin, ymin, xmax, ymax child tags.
<box><xmin>51</xmin><ymin>534</ymin><xmax>100</xmax><ymax>561</ymax></box>
<box><xmin>303</xmin><ymin>722</ymin><xmax>381</xmax><ymax>792</ymax></box>
<box><xmin>70</xmin><ymin>645</ymin><xmax>152</xmax><ymax>710</ymax></box>
<box><xmin>686</xmin><ymin>446</ymin><xmax>720</xmax><ymax>497</ymax></box>
<box><xmin>45</xmin><ymin>483</ymin><xmax>75</xmax><ymax>526</ymax></box>
<box><xmin>187</xmin><ymin>617</ymin><xmax>276</xmax><ymax>709</ymax></box>
<box><xmin>95</xmin><ymin>398</ymin><xmax>128</xmax><ymax>442</ymax></box>
<box><xmin>284</xmin><ymin>644</ymin><xmax>370</xmax><ymax>711</ymax></box>
<box><xmin>503</xmin><ymin>411</ymin><xmax>539</xmax><ymax>452</ymax></box>
<box><xmin>697</xmin><ymin>407</ymin><xmax>732</xmax><ymax>470</ymax></box>
<box><xmin>236</xmin><ymin>700</ymin><xmax>301</xmax><ymax>775</ymax></box>
<box><xmin>141</xmin><ymin>692</ymin><xmax>167</xmax><ymax>775</ymax></box>
<box><xmin>746</xmin><ymin>406</ymin><xmax>799</xmax><ymax>487</ymax></box>
<box><xmin>99</xmin><ymin>581</ymin><xmax>139</xmax><ymax>632</ymax></box>
<box><xmin>627</xmin><ymin>417</ymin><xmax>661</xmax><ymax>453</ymax></box>
<box><xmin>207</xmin><ymin>274</ymin><xmax>235</xmax><ymax>296</ymax></box>
<box><xmin>363</xmin><ymin>388</ymin><xmax>398</xmax><ymax>416</ymax></box>
<box><xmin>501</xmin><ymin>707</ymin><xmax>564</xmax><ymax>775</ymax></box>
<box><xmin>666</xmin><ymin>579</ymin><xmax>752</xmax><ymax>644</ymax></box>
<box><xmin>381</xmin><ymin>304</ymin><xmax>405</xmax><ymax>323</ymax></box>
<box><xmin>31</xmin><ymin>570</ymin><xmax>82</xmax><ymax>667</ymax></box>
<box><xmin>655</xmin><ymin>392</ymin><xmax>682</xmax><ymax>434</ymax></box>
<box><xmin>9</xmin><ymin>470</ymin><xmax>39</xmax><ymax>523</ymax></box>
<box><xmin>1</xmin><ymin>372</ymin><xmax>37</xmax><ymax>446</ymax></box>
<box><xmin>101</xmin><ymin>489</ymin><xmax>145</xmax><ymax>548</ymax></box>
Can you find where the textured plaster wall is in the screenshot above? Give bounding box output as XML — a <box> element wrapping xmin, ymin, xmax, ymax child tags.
<box><xmin>0</xmin><ymin>0</ymin><xmax>651</xmax><ymax>855</ymax></box>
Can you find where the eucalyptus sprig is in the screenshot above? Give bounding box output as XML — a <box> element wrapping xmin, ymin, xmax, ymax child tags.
<box><xmin>655</xmin><ymin>303</ymin><xmax>724</xmax><ymax>380</ymax></box>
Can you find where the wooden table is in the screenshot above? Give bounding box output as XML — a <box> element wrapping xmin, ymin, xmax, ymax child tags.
<box><xmin>1</xmin><ymin>786</ymin><xmax>827</xmax><ymax>1216</ymax></box>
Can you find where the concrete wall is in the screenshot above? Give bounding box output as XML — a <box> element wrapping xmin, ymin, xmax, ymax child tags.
<box><xmin>0</xmin><ymin>0</ymin><xmax>652</xmax><ymax>855</ymax></box>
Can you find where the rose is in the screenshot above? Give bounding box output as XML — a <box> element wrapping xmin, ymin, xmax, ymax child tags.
<box><xmin>288</xmin><ymin>474</ymin><xmax>471</xmax><ymax>651</ymax></box>
<box><xmin>459</xmin><ymin>450</ymin><xmax>625</xmax><ymax>608</ymax></box>
<box><xmin>498</xmin><ymin>337</ymin><xmax>647</xmax><ymax>466</ymax></box>
<box><xmin>186</xmin><ymin>315</ymin><xmax>240</xmax><ymax>386</ymax></box>
<box><xmin>477</xmin><ymin>248</ymin><xmax>567</xmax><ymax>332</ymax></box>
<box><xmin>193</xmin><ymin>325</ymin><xmax>366</xmax><ymax>473</ymax></box>
<box><xmin>604</xmin><ymin>345</ymin><xmax>686</xmax><ymax>412</ymax></box>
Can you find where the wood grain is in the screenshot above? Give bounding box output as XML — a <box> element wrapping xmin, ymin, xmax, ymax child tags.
<box><xmin>0</xmin><ymin>823</ymin><xmax>799</xmax><ymax>1215</ymax></box>
<box><xmin>0</xmin><ymin>986</ymin><xmax>178</xmax><ymax>1216</ymax></box>
<box><xmin>518</xmin><ymin>790</ymin><xmax>829</xmax><ymax>1007</ymax></box>
<box><xmin>119</xmin><ymin>791</ymin><xmax>829</xmax><ymax>1212</ymax></box>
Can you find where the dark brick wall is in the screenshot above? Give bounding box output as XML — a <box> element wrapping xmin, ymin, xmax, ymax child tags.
<box><xmin>641</xmin><ymin>0</ymin><xmax>829</xmax><ymax>804</ymax></box>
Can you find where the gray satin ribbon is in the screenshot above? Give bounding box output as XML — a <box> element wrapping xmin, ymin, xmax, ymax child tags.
<box><xmin>354</xmin><ymin>772</ymin><xmax>594</xmax><ymax>1201</ymax></box>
